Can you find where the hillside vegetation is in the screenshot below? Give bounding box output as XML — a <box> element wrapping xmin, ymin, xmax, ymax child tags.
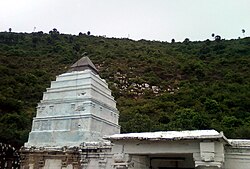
<box><xmin>0</xmin><ymin>30</ymin><xmax>250</xmax><ymax>148</ymax></box>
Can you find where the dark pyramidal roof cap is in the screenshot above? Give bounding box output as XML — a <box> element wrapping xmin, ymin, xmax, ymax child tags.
<box><xmin>67</xmin><ymin>56</ymin><xmax>98</xmax><ymax>74</ymax></box>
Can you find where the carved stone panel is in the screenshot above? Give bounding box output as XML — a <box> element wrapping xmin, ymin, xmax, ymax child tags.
<box><xmin>53</xmin><ymin>119</ymin><xmax>69</xmax><ymax>130</ymax></box>
<box><xmin>32</xmin><ymin>121</ymin><xmax>40</xmax><ymax>131</ymax></box>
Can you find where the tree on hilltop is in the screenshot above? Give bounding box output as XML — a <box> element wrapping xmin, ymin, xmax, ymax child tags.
<box><xmin>242</xmin><ymin>29</ymin><xmax>245</xmax><ymax>37</ymax></box>
<box><xmin>211</xmin><ymin>33</ymin><xmax>215</xmax><ymax>39</ymax></box>
<box><xmin>215</xmin><ymin>35</ymin><xmax>221</xmax><ymax>42</ymax></box>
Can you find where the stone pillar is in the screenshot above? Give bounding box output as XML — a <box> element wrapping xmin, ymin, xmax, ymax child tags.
<box><xmin>193</xmin><ymin>141</ymin><xmax>224</xmax><ymax>169</ymax></box>
<box><xmin>112</xmin><ymin>153</ymin><xmax>134</xmax><ymax>169</ymax></box>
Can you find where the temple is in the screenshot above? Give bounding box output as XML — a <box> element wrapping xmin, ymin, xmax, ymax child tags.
<box><xmin>20</xmin><ymin>57</ymin><xmax>250</xmax><ymax>169</ymax></box>
<box><xmin>25</xmin><ymin>56</ymin><xmax>120</xmax><ymax>148</ymax></box>
<box><xmin>20</xmin><ymin>57</ymin><xmax>120</xmax><ymax>168</ymax></box>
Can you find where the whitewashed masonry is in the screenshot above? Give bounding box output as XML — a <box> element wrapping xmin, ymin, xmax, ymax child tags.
<box><xmin>25</xmin><ymin>57</ymin><xmax>120</xmax><ymax>148</ymax></box>
<box><xmin>105</xmin><ymin>130</ymin><xmax>250</xmax><ymax>169</ymax></box>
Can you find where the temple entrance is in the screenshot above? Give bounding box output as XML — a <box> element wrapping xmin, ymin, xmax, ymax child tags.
<box><xmin>149</xmin><ymin>153</ymin><xmax>195</xmax><ymax>169</ymax></box>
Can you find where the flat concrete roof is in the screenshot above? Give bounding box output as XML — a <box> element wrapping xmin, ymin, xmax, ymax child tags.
<box><xmin>228</xmin><ymin>139</ymin><xmax>250</xmax><ymax>147</ymax></box>
<box><xmin>105</xmin><ymin>130</ymin><xmax>229</xmax><ymax>142</ymax></box>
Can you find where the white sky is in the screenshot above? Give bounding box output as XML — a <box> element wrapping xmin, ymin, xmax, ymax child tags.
<box><xmin>0</xmin><ymin>0</ymin><xmax>249</xmax><ymax>42</ymax></box>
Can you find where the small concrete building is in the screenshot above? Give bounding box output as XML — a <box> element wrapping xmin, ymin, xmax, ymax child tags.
<box><xmin>20</xmin><ymin>57</ymin><xmax>250</xmax><ymax>169</ymax></box>
<box><xmin>105</xmin><ymin>130</ymin><xmax>250</xmax><ymax>169</ymax></box>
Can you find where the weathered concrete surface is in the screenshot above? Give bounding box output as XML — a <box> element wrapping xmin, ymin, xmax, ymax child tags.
<box><xmin>224</xmin><ymin>140</ymin><xmax>250</xmax><ymax>169</ymax></box>
<box><xmin>106</xmin><ymin>130</ymin><xmax>250</xmax><ymax>169</ymax></box>
<box><xmin>20</xmin><ymin>143</ymin><xmax>114</xmax><ymax>169</ymax></box>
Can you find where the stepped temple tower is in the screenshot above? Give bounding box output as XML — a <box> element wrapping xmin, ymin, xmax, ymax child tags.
<box><xmin>25</xmin><ymin>56</ymin><xmax>120</xmax><ymax>147</ymax></box>
<box><xmin>20</xmin><ymin>57</ymin><xmax>120</xmax><ymax>168</ymax></box>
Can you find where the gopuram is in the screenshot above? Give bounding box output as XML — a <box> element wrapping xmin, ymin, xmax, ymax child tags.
<box><xmin>20</xmin><ymin>56</ymin><xmax>250</xmax><ymax>169</ymax></box>
<box><xmin>20</xmin><ymin>56</ymin><xmax>120</xmax><ymax>168</ymax></box>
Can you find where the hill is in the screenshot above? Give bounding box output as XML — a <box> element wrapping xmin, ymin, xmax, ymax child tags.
<box><xmin>0</xmin><ymin>30</ymin><xmax>250</xmax><ymax>148</ymax></box>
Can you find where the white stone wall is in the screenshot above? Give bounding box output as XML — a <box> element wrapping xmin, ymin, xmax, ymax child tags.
<box><xmin>111</xmin><ymin>139</ymin><xmax>228</xmax><ymax>169</ymax></box>
<box><xmin>112</xmin><ymin>140</ymin><xmax>200</xmax><ymax>154</ymax></box>
<box><xmin>109</xmin><ymin>138</ymin><xmax>250</xmax><ymax>169</ymax></box>
<box><xmin>224</xmin><ymin>146</ymin><xmax>250</xmax><ymax>169</ymax></box>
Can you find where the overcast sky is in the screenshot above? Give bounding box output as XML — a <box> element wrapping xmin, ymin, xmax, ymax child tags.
<box><xmin>0</xmin><ymin>0</ymin><xmax>249</xmax><ymax>42</ymax></box>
